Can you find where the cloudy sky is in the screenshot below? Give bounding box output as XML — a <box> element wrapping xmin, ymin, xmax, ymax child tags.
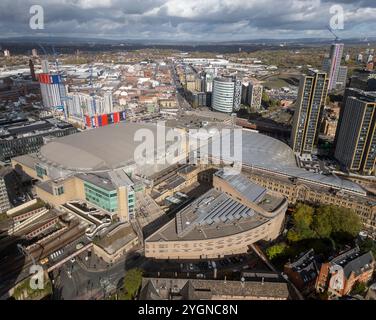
<box><xmin>1</xmin><ymin>0</ymin><xmax>376</xmax><ymax>41</ymax></box>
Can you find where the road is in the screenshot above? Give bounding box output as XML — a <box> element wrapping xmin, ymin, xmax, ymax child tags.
<box><xmin>52</xmin><ymin>252</ymin><xmax>146</xmax><ymax>300</ymax></box>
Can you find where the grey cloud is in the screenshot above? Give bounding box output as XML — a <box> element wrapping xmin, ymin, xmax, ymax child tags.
<box><xmin>0</xmin><ymin>0</ymin><xmax>375</xmax><ymax>40</ymax></box>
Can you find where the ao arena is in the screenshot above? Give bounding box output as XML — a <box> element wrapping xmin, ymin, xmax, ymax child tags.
<box><xmin>11</xmin><ymin>123</ymin><xmax>375</xmax><ymax>259</ymax></box>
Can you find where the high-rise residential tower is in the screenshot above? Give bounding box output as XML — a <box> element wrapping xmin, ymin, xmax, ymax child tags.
<box><xmin>38</xmin><ymin>59</ymin><xmax>67</xmax><ymax>113</ymax></box>
<box><xmin>211</xmin><ymin>76</ymin><xmax>242</xmax><ymax>113</ymax></box>
<box><xmin>323</xmin><ymin>43</ymin><xmax>348</xmax><ymax>91</ymax></box>
<box><xmin>335</xmin><ymin>90</ymin><xmax>376</xmax><ymax>175</ymax></box>
<box><xmin>247</xmin><ymin>82</ymin><xmax>263</xmax><ymax>110</ymax></box>
<box><xmin>290</xmin><ymin>69</ymin><xmax>329</xmax><ymax>155</ymax></box>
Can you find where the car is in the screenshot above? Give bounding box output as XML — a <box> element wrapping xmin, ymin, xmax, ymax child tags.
<box><xmin>196</xmin><ymin>273</ymin><xmax>205</xmax><ymax>279</ymax></box>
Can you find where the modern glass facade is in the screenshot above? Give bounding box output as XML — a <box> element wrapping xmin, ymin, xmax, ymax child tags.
<box><xmin>290</xmin><ymin>70</ymin><xmax>329</xmax><ymax>154</ymax></box>
<box><xmin>335</xmin><ymin>93</ymin><xmax>376</xmax><ymax>175</ymax></box>
<box><xmin>212</xmin><ymin>77</ymin><xmax>241</xmax><ymax>113</ymax></box>
<box><xmin>127</xmin><ymin>188</ymin><xmax>135</xmax><ymax>218</ymax></box>
<box><xmin>84</xmin><ymin>181</ymin><xmax>118</xmax><ymax>212</ymax></box>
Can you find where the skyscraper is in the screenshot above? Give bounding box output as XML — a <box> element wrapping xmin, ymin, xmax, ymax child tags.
<box><xmin>38</xmin><ymin>60</ymin><xmax>67</xmax><ymax>113</ymax></box>
<box><xmin>323</xmin><ymin>43</ymin><xmax>347</xmax><ymax>91</ymax></box>
<box><xmin>335</xmin><ymin>90</ymin><xmax>376</xmax><ymax>175</ymax></box>
<box><xmin>290</xmin><ymin>69</ymin><xmax>329</xmax><ymax>155</ymax></box>
<box><xmin>211</xmin><ymin>76</ymin><xmax>242</xmax><ymax>113</ymax></box>
<box><xmin>247</xmin><ymin>82</ymin><xmax>263</xmax><ymax>110</ymax></box>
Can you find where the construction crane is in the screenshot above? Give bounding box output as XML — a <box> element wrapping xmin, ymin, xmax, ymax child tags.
<box><xmin>327</xmin><ymin>26</ymin><xmax>341</xmax><ymax>42</ymax></box>
<box><xmin>89</xmin><ymin>64</ymin><xmax>97</xmax><ymax>115</ymax></box>
<box><xmin>52</xmin><ymin>45</ymin><xmax>60</xmax><ymax>73</ymax></box>
<box><xmin>37</xmin><ymin>43</ymin><xmax>48</xmax><ymax>57</ymax></box>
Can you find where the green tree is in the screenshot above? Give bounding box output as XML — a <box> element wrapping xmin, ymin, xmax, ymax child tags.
<box><xmin>351</xmin><ymin>281</ymin><xmax>367</xmax><ymax>296</ymax></box>
<box><xmin>266</xmin><ymin>243</ymin><xmax>288</xmax><ymax>260</ymax></box>
<box><xmin>288</xmin><ymin>204</ymin><xmax>315</xmax><ymax>242</ymax></box>
<box><xmin>360</xmin><ymin>238</ymin><xmax>376</xmax><ymax>257</ymax></box>
<box><xmin>319</xmin><ymin>205</ymin><xmax>361</xmax><ymax>237</ymax></box>
<box><xmin>123</xmin><ymin>268</ymin><xmax>143</xmax><ymax>300</ymax></box>
<box><xmin>312</xmin><ymin>206</ymin><xmax>333</xmax><ymax>238</ymax></box>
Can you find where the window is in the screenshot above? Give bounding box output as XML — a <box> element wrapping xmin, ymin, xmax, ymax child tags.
<box><xmin>54</xmin><ymin>185</ymin><xmax>64</xmax><ymax>195</ymax></box>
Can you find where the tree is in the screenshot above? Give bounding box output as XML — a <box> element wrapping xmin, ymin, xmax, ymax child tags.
<box><xmin>123</xmin><ymin>268</ymin><xmax>143</xmax><ymax>300</ymax></box>
<box><xmin>288</xmin><ymin>204</ymin><xmax>315</xmax><ymax>242</ymax></box>
<box><xmin>318</xmin><ymin>205</ymin><xmax>361</xmax><ymax>237</ymax></box>
<box><xmin>288</xmin><ymin>204</ymin><xmax>361</xmax><ymax>243</ymax></box>
<box><xmin>359</xmin><ymin>238</ymin><xmax>376</xmax><ymax>257</ymax></box>
<box><xmin>312</xmin><ymin>206</ymin><xmax>332</xmax><ymax>238</ymax></box>
<box><xmin>351</xmin><ymin>281</ymin><xmax>367</xmax><ymax>296</ymax></box>
<box><xmin>266</xmin><ymin>243</ymin><xmax>288</xmax><ymax>260</ymax></box>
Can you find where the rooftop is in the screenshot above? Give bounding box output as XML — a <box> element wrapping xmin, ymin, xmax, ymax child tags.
<box><xmin>37</xmin><ymin>122</ymin><xmax>185</xmax><ymax>174</ymax></box>
<box><xmin>140</xmin><ymin>277</ymin><xmax>290</xmax><ymax>300</ymax></box>
<box><xmin>96</xmin><ymin>223</ymin><xmax>137</xmax><ymax>254</ymax></box>
<box><xmin>207</xmin><ymin>130</ymin><xmax>366</xmax><ymax>195</ymax></box>
<box><xmin>146</xmin><ymin>188</ymin><xmax>271</xmax><ymax>242</ymax></box>
<box><xmin>331</xmin><ymin>247</ymin><xmax>375</xmax><ymax>278</ymax></box>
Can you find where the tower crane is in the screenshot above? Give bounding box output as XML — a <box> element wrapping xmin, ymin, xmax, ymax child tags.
<box><xmin>327</xmin><ymin>26</ymin><xmax>341</xmax><ymax>42</ymax></box>
<box><xmin>89</xmin><ymin>64</ymin><xmax>97</xmax><ymax>115</ymax></box>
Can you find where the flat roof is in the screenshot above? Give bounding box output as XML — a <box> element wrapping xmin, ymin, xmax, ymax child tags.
<box><xmin>147</xmin><ymin>188</ymin><xmax>270</xmax><ymax>242</ymax></box>
<box><xmin>38</xmin><ymin>122</ymin><xmax>184</xmax><ymax>173</ymax></box>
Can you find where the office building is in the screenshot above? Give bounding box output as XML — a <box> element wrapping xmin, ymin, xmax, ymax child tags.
<box><xmin>335</xmin><ymin>90</ymin><xmax>376</xmax><ymax>175</ymax></box>
<box><xmin>0</xmin><ymin>118</ymin><xmax>77</xmax><ymax>162</ymax></box>
<box><xmin>211</xmin><ymin>76</ymin><xmax>242</xmax><ymax>113</ymax></box>
<box><xmin>290</xmin><ymin>69</ymin><xmax>329</xmax><ymax>155</ymax></box>
<box><xmin>31</xmin><ymin>49</ymin><xmax>38</xmax><ymax>57</ymax></box>
<box><xmin>3</xmin><ymin>50</ymin><xmax>10</xmax><ymax>57</ymax></box>
<box><xmin>323</xmin><ymin>43</ymin><xmax>347</xmax><ymax>91</ymax></box>
<box><xmin>247</xmin><ymin>82</ymin><xmax>263</xmax><ymax>109</ymax></box>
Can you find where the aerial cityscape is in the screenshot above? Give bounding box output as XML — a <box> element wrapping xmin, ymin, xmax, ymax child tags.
<box><xmin>1</xmin><ymin>0</ymin><xmax>376</xmax><ymax>305</ymax></box>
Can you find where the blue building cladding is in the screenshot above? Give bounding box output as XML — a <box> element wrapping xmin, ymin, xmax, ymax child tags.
<box><xmin>50</xmin><ymin>75</ymin><xmax>61</xmax><ymax>84</ymax></box>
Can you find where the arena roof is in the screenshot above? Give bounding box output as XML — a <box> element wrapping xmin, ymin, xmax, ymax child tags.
<box><xmin>38</xmin><ymin>122</ymin><xmax>184</xmax><ymax>174</ymax></box>
<box><xmin>208</xmin><ymin>130</ymin><xmax>366</xmax><ymax>195</ymax></box>
<box><xmin>36</xmin><ymin>122</ymin><xmax>365</xmax><ymax>195</ymax></box>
